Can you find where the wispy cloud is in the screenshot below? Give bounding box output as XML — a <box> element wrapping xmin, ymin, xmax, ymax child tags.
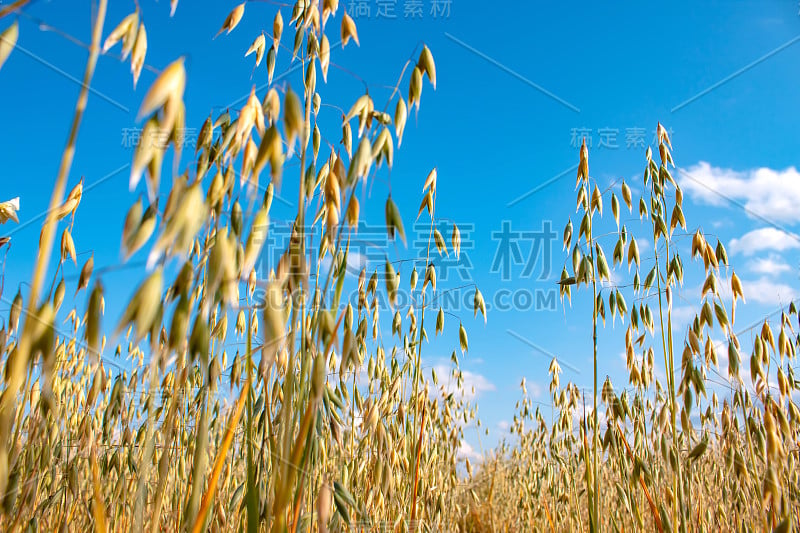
<box><xmin>681</xmin><ymin>162</ymin><xmax>800</xmax><ymax>225</ymax></box>
<box><xmin>434</xmin><ymin>364</ymin><xmax>495</xmax><ymax>400</ymax></box>
<box><xmin>740</xmin><ymin>277</ymin><xmax>797</xmax><ymax>306</ymax></box>
<box><xmin>747</xmin><ymin>256</ymin><xmax>793</xmax><ymax>275</ymax></box>
<box><xmin>729</xmin><ymin>228</ymin><xmax>800</xmax><ymax>256</ymax></box>
<box><xmin>319</xmin><ymin>250</ymin><xmax>370</xmax><ymax>277</ymax></box>
<box><xmin>457</xmin><ymin>439</ymin><xmax>482</xmax><ymax>461</ymax></box>
<box><xmin>670</xmin><ymin>305</ymin><xmax>700</xmax><ymax>333</ymax></box>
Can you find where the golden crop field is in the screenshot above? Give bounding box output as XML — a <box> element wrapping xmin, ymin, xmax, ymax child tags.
<box><xmin>0</xmin><ymin>1</ymin><xmax>798</xmax><ymax>532</ymax></box>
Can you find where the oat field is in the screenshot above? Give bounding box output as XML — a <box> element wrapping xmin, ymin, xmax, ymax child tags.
<box><xmin>0</xmin><ymin>1</ymin><xmax>799</xmax><ymax>532</ymax></box>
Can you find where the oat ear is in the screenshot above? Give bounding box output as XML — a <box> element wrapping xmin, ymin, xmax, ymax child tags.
<box><xmin>0</xmin><ymin>21</ymin><xmax>18</xmax><ymax>71</ymax></box>
<box><xmin>103</xmin><ymin>12</ymin><xmax>138</xmax><ymax>54</ymax></box>
<box><xmin>130</xmin><ymin>23</ymin><xmax>147</xmax><ymax>88</ymax></box>
<box><xmin>340</xmin><ymin>12</ymin><xmax>359</xmax><ymax>47</ymax></box>
<box><xmin>215</xmin><ymin>3</ymin><xmax>245</xmax><ymax>39</ymax></box>
<box><xmin>137</xmin><ymin>57</ymin><xmax>185</xmax><ymax>120</ymax></box>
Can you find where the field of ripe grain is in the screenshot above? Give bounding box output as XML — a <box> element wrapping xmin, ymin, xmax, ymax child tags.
<box><xmin>1</xmin><ymin>2</ymin><xmax>799</xmax><ymax>532</ymax></box>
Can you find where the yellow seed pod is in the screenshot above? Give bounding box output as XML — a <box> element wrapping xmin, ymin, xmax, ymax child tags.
<box><xmin>60</xmin><ymin>228</ymin><xmax>76</xmax><ymax>265</ymax></box>
<box><xmin>345</xmin><ymin>195</ymin><xmax>360</xmax><ymax>228</ymax></box>
<box><xmin>433</xmin><ymin>229</ymin><xmax>447</xmax><ymax>256</ymax></box>
<box><xmin>216</xmin><ymin>3</ymin><xmax>245</xmax><ymax>38</ymax></box>
<box><xmin>451</xmin><ymin>224</ymin><xmax>461</xmax><ymax>259</ymax></box>
<box><xmin>234</xmin><ymin>309</ymin><xmax>246</xmax><ymax>337</ymax></box>
<box><xmin>311</xmin><ymin>352</ymin><xmax>326</xmax><ymax>400</ymax></box>
<box><xmin>319</xmin><ymin>34</ymin><xmax>331</xmax><ymax>82</ymax></box>
<box><xmin>418</xmin><ymin>45</ymin><xmax>436</xmax><ymax>89</ymax></box>
<box><xmin>276</xmin><ymin>346</ymin><xmax>288</xmax><ymax>375</ymax></box>
<box><xmin>283</xmin><ymin>87</ymin><xmax>303</xmax><ymax>151</ymax></box>
<box><xmin>131</xmin><ymin>23</ymin><xmax>147</xmax><ymax>88</ymax></box>
<box><xmin>249</xmin><ymin>309</ymin><xmax>258</xmax><ymax>336</ymax></box>
<box><xmin>0</xmin><ymin>22</ymin><xmax>17</xmax><ymax>73</ymax></box>
<box><xmin>245</xmin><ymin>33</ymin><xmax>266</xmax><ymax>68</ymax></box>
<box><xmin>383</xmin><ymin>197</ymin><xmax>405</xmax><ymax>245</ymax></box>
<box><xmin>459</xmin><ymin>323</ymin><xmax>468</xmax><ymax>354</ymax></box>
<box><xmin>103</xmin><ymin>12</ymin><xmax>139</xmax><ymax>56</ymax></box>
<box><xmin>53</xmin><ymin>278</ymin><xmax>66</xmax><ymax>312</ymax></box>
<box><xmin>424</xmin><ymin>263</ymin><xmax>436</xmax><ymax>293</ymax></box>
<box><xmin>85</xmin><ymin>281</ymin><xmax>104</xmax><ymax>356</ymax></box>
<box><xmin>138</xmin><ymin>57</ymin><xmax>185</xmax><ymax>123</ymax></box>
<box><xmin>76</xmin><ymin>255</ymin><xmax>94</xmax><ymax>296</ymax></box>
<box><xmin>384</xmin><ymin>260</ymin><xmax>397</xmax><ymax>308</ymax></box>
<box><xmin>408</xmin><ymin>66</ymin><xmax>423</xmax><ymax>111</ymax></box>
<box><xmin>262</xmin><ymin>282</ymin><xmax>285</xmax><ymax>365</ymax></box>
<box><xmin>340</xmin><ymin>12</ymin><xmax>359</xmax><ymax>47</ymax></box>
<box><xmin>272</xmin><ymin>9</ymin><xmax>283</xmax><ymax>49</ymax></box>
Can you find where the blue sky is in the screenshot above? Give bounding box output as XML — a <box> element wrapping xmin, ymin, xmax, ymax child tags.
<box><xmin>2</xmin><ymin>1</ymin><xmax>800</xmax><ymax>457</ymax></box>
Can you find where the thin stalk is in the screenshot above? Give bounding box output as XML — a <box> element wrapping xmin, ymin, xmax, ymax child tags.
<box><xmin>662</xmin><ymin>228</ymin><xmax>686</xmax><ymax>532</ymax></box>
<box><xmin>654</xmin><ymin>238</ymin><xmax>679</xmax><ymax>533</ymax></box>
<box><xmin>585</xmin><ymin>179</ymin><xmax>600</xmax><ymax>533</ymax></box>
<box><xmin>653</xmin><ymin>185</ymin><xmax>683</xmax><ymax>533</ymax></box>
<box><xmin>273</xmin><ymin>39</ymin><xmax>312</xmax><ymax>531</ymax></box>
<box><xmin>409</xmin><ymin>404</ymin><xmax>426</xmax><ymax>527</ymax></box>
<box><xmin>0</xmin><ymin>0</ymin><xmax>31</xmax><ymax>19</ymax></box>
<box><xmin>132</xmin><ymin>347</ymin><xmax>163</xmax><ymax>531</ymax></box>
<box><xmin>151</xmin><ymin>362</ymin><xmax>187</xmax><ymax>532</ymax></box>
<box><xmin>411</xmin><ymin>179</ymin><xmax>435</xmax><ymax>521</ymax></box>
<box><xmin>246</xmin><ymin>311</ymin><xmax>257</xmax><ymax>533</ymax></box>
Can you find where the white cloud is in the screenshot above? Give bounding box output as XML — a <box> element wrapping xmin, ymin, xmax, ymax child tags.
<box><xmin>741</xmin><ymin>277</ymin><xmax>797</xmax><ymax>306</ymax></box>
<box><xmin>711</xmin><ymin>218</ymin><xmax>732</xmax><ymax>229</ymax></box>
<box><xmin>636</xmin><ymin>238</ymin><xmax>651</xmax><ymax>254</ymax></box>
<box><xmin>571</xmin><ymin>406</ymin><xmax>607</xmax><ymax>427</ymax></box>
<box><xmin>355</xmin><ymin>366</ymin><xmax>370</xmax><ymax>388</ymax></box>
<box><xmin>600</xmin><ymin>268</ymin><xmax>623</xmax><ymax>289</ymax></box>
<box><xmin>728</xmin><ymin>228</ymin><xmax>800</xmax><ymax>256</ymax></box>
<box><xmin>319</xmin><ymin>250</ymin><xmax>369</xmax><ymax>277</ymax></box>
<box><xmin>680</xmin><ymin>162</ymin><xmax>800</xmax><ymax>224</ymax></box>
<box><xmin>457</xmin><ymin>440</ymin><xmax>482</xmax><ymax>461</ymax></box>
<box><xmin>433</xmin><ymin>364</ymin><xmax>495</xmax><ymax>400</ymax></box>
<box><xmin>670</xmin><ymin>305</ymin><xmax>699</xmax><ymax>331</ymax></box>
<box><xmin>747</xmin><ymin>256</ymin><xmax>793</xmax><ymax>275</ymax></box>
<box><xmin>497</xmin><ymin>420</ymin><xmax>510</xmax><ymax>432</ymax></box>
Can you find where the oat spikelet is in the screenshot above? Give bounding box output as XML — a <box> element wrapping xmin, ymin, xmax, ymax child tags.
<box><xmin>216</xmin><ymin>3</ymin><xmax>245</xmax><ymax>38</ymax></box>
<box><xmin>341</xmin><ymin>12</ymin><xmax>359</xmax><ymax>47</ymax></box>
<box><xmin>0</xmin><ymin>21</ymin><xmax>19</xmax><ymax>71</ymax></box>
<box><xmin>130</xmin><ymin>23</ymin><xmax>147</xmax><ymax>88</ymax></box>
<box><xmin>137</xmin><ymin>57</ymin><xmax>186</xmax><ymax>120</ymax></box>
<box><xmin>0</xmin><ymin>197</ymin><xmax>20</xmax><ymax>224</ymax></box>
